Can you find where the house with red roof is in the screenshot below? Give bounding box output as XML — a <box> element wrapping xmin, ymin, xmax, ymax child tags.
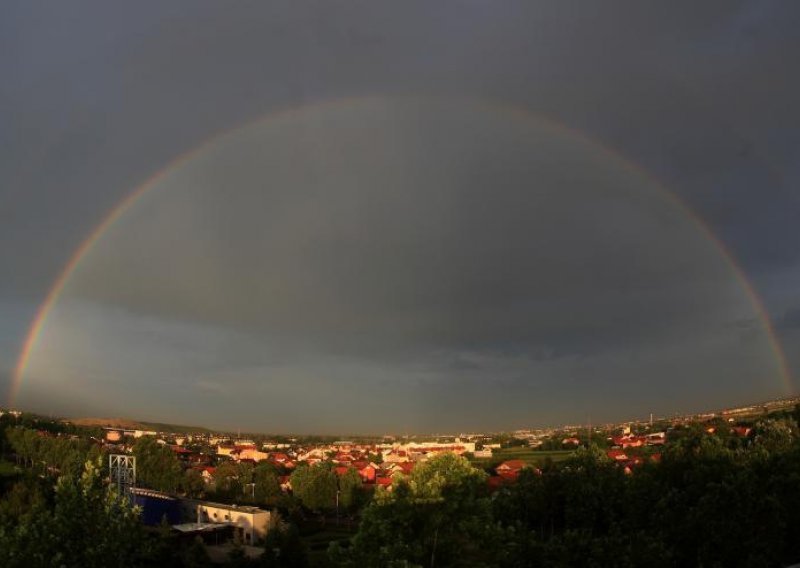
<box><xmin>496</xmin><ymin>459</ymin><xmax>527</xmax><ymax>474</ymax></box>
<box><xmin>195</xmin><ymin>466</ymin><xmax>216</xmax><ymax>484</ymax></box>
<box><xmin>607</xmin><ymin>449</ymin><xmax>628</xmax><ymax>462</ymax></box>
<box><xmin>357</xmin><ymin>464</ymin><xmax>378</xmax><ymax>483</ymax></box>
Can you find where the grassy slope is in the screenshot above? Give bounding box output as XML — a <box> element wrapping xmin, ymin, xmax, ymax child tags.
<box><xmin>471</xmin><ymin>447</ymin><xmax>574</xmax><ymax>468</ymax></box>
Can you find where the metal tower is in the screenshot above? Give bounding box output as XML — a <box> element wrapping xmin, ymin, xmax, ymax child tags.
<box><xmin>109</xmin><ymin>454</ymin><xmax>136</xmax><ymax>497</ymax></box>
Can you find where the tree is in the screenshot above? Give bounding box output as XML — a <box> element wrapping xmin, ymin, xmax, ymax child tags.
<box><xmin>337</xmin><ymin>467</ymin><xmax>364</xmax><ymax>512</ymax></box>
<box><xmin>290</xmin><ymin>464</ymin><xmax>337</xmax><ymax>512</ymax></box>
<box><xmin>261</xmin><ymin>523</ymin><xmax>308</xmax><ymax>567</ymax></box>
<box><xmin>253</xmin><ymin>462</ymin><xmax>282</xmax><ymax>506</ymax></box>
<box><xmin>183</xmin><ymin>467</ymin><xmax>206</xmax><ymax>498</ymax></box>
<box><xmin>133</xmin><ymin>437</ymin><xmax>183</xmax><ymax>493</ymax></box>
<box><xmin>0</xmin><ymin>458</ymin><xmax>162</xmax><ymax>567</ymax></box>
<box><xmin>340</xmin><ymin>453</ymin><xmax>496</xmax><ymax>567</ymax></box>
<box><xmin>213</xmin><ymin>460</ymin><xmax>255</xmax><ymax>500</ymax></box>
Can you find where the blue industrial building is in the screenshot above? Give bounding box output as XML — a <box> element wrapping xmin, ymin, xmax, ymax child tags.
<box><xmin>130</xmin><ymin>488</ymin><xmax>182</xmax><ymax>526</ymax></box>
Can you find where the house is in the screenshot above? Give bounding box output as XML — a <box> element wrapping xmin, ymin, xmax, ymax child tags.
<box><xmin>612</xmin><ymin>436</ymin><xmax>645</xmax><ymax>449</ymax></box>
<box><xmin>495</xmin><ymin>460</ymin><xmax>525</xmax><ymax>480</ymax></box>
<box><xmin>237</xmin><ymin>448</ymin><xmax>269</xmax><ymax>462</ymax></box>
<box><xmin>496</xmin><ymin>460</ymin><xmax>527</xmax><ymax>474</ymax></box>
<box><xmin>357</xmin><ymin>464</ymin><xmax>378</xmax><ymax>483</ymax></box>
<box><xmin>217</xmin><ymin>444</ymin><xmax>237</xmax><ymax>457</ymax></box>
<box><xmin>197</xmin><ymin>466</ymin><xmax>216</xmax><ymax>484</ymax></box>
<box><xmin>170</xmin><ymin>446</ymin><xmax>194</xmax><ymax>459</ymax></box>
<box><xmin>606</xmin><ymin>449</ymin><xmax>628</xmax><ymax>462</ymax></box>
<box><xmin>397</xmin><ymin>461</ymin><xmax>415</xmax><ymax>475</ymax></box>
<box><xmin>382</xmin><ymin>450</ymin><xmax>409</xmax><ymax>463</ymax></box>
<box><xmin>732</xmin><ymin>426</ymin><xmax>752</xmax><ymax>437</ymax></box>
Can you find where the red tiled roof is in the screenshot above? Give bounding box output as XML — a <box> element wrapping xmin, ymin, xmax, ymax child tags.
<box><xmin>496</xmin><ymin>459</ymin><xmax>527</xmax><ymax>472</ymax></box>
<box><xmin>607</xmin><ymin>449</ymin><xmax>628</xmax><ymax>461</ymax></box>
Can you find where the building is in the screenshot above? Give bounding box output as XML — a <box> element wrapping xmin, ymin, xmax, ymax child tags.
<box><xmin>130</xmin><ymin>488</ymin><xmax>182</xmax><ymax>526</ymax></box>
<box><xmin>191</xmin><ymin>501</ymin><xmax>272</xmax><ymax>545</ymax></box>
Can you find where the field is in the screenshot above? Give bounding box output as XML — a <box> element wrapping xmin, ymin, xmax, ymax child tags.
<box><xmin>471</xmin><ymin>447</ymin><xmax>574</xmax><ymax>469</ymax></box>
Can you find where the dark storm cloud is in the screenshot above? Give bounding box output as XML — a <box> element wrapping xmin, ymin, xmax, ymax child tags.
<box><xmin>65</xmin><ymin>100</ymin><xmax>748</xmax><ymax>353</ymax></box>
<box><xmin>2</xmin><ymin>1</ymin><xmax>799</xmax><ymax>428</ymax></box>
<box><xmin>13</xmin><ymin>98</ymin><xmax>777</xmax><ymax>432</ymax></box>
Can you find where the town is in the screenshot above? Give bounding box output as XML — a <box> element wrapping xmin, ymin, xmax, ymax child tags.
<box><xmin>2</xmin><ymin>395</ymin><xmax>799</xmax><ymax>565</ymax></box>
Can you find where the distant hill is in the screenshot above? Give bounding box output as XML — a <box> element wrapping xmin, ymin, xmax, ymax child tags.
<box><xmin>68</xmin><ymin>417</ymin><xmax>213</xmax><ymax>434</ymax></box>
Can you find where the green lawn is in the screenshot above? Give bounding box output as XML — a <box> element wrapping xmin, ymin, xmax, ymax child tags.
<box><xmin>471</xmin><ymin>447</ymin><xmax>574</xmax><ymax>469</ymax></box>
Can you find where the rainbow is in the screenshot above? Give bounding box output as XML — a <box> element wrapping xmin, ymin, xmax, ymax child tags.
<box><xmin>8</xmin><ymin>95</ymin><xmax>794</xmax><ymax>404</ymax></box>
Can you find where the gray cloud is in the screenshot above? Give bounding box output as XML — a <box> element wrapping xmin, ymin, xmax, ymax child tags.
<box><xmin>3</xmin><ymin>2</ymin><xmax>799</xmax><ymax>429</ymax></box>
<box><xmin>11</xmin><ymin>99</ymin><xmax>780</xmax><ymax>431</ymax></box>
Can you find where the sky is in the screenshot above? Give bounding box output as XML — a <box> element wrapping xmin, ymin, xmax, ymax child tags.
<box><xmin>1</xmin><ymin>1</ymin><xmax>799</xmax><ymax>434</ymax></box>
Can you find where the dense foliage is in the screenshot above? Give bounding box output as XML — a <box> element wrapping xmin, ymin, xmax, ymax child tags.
<box><xmin>0</xmin><ymin>459</ymin><xmax>161</xmax><ymax>567</ymax></box>
<box><xmin>290</xmin><ymin>464</ymin><xmax>338</xmax><ymax>512</ymax></box>
<box><xmin>333</xmin><ymin>415</ymin><xmax>800</xmax><ymax>567</ymax></box>
<box><xmin>332</xmin><ymin>453</ymin><xmax>496</xmax><ymax>567</ymax></box>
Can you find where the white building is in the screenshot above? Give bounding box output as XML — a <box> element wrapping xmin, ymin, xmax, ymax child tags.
<box><xmin>195</xmin><ymin>502</ymin><xmax>271</xmax><ymax>545</ymax></box>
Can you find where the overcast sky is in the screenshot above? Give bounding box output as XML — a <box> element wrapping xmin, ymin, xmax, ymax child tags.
<box><xmin>1</xmin><ymin>2</ymin><xmax>799</xmax><ymax>434</ymax></box>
